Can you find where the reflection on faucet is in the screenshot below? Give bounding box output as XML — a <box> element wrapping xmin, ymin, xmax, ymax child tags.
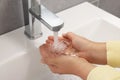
<box><xmin>24</xmin><ymin>0</ymin><xmax>64</xmax><ymax>39</ymax></box>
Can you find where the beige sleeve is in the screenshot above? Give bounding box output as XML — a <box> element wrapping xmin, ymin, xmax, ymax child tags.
<box><xmin>87</xmin><ymin>65</ymin><xmax>120</xmax><ymax>80</ymax></box>
<box><xmin>87</xmin><ymin>41</ymin><xmax>120</xmax><ymax>80</ymax></box>
<box><xmin>107</xmin><ymin>41</ymin><xmax>120</xmax><ymax>67</ymax></box>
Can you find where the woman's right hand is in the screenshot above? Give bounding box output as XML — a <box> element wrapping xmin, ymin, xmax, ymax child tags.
<box><xmin>63</xmin><ymin>32</ymin><xmax>107</xmax><ymax>64</ymax></box>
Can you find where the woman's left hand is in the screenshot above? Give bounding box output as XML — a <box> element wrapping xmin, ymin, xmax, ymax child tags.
<box><xmin>39</xmin><ymin>43</ymin><xmax>96</xmax><ymax>80</ymax></box>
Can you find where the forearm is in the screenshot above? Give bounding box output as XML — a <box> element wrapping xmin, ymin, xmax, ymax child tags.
<box><xmin>87</xmin><ymin>42</ymin><xmax>107</xmax><ymax>64</ymax></box>
<box><xmin>86</xmin><ymin>41</ymin><xmax>120</xmax><ymax>67</ymax></box>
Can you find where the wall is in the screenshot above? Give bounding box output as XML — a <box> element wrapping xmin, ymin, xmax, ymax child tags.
<box><xmin>99</xmin><ymin>0</ymin><xmax>120</xmax><ymax>17</ymax></box>
<box><xmin>41</xmin><ymin>0</ymin><xmax>94</xmax><ymax>13</ymax></box>
<box><xmin>0</xmin><ymin>0</ymin><xmax>120</xmax><ymax>35</ymax></box>
<box><xmin>0</xmin><ymin>0</ymin><xmax>23</xmax><ymax>34</ymax></box>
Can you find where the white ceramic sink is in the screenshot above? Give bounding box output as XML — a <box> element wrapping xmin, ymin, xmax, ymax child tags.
<box><xmin>71</xmin><ymin>19</ymin><xmax>120</xmax><ymax>41</ymax></box>
<box><xmin>0</xmin><ymin>2</ymin><xmax>120</xmax><ymax>80</ymax></box>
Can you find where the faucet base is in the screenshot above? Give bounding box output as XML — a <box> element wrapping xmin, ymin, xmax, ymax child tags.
<box><xmin>24</xmin><ymin>31</ymin><xmax>42</xmax><ymax>40</ymax></box>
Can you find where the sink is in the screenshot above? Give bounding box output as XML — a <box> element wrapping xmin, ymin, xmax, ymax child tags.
<box><xmin>71</xmin><ymin>19</ymin><xmax>120</xmax><ymax>42</ymax></box>
<box><xmin>0</xmin><ymin>2</ymin><xmax>120</xmax><ymax>80</ymax></box>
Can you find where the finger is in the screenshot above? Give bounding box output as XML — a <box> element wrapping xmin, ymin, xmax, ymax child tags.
<box><xmin>48</xmin><ymin>36</ymin><xmax>54</xmax><ymax>40</ymax></box>
<box><xmin>48</xmin><ymin>64</ymin><xmax>64</xmax><ymax>74</ymax></box>
<box><xmin>63</xmin><ymin>32</ymin><xmax>77</xmax><ymax>40</ymax></box>
<box><xmin>46</xmin><ymin>39</ymin><xmax>54</xmax><ymax>44</ymax></box>
<box><xmin>46</xmin><ymin>40</ymin><xmax>49</xmax><ymax>44</ymax></box>
<box><xmin>39</xmin><ymin>44</ymin><xmax>49</xmax><ymax>58</ymax></box>
<box><xmin>39</xmin><ymin>44</ymin><xmax>46</xmax><ymax>55</ymax></box>
<box><xmin>48</xmin><ymin>65</ymin><xmax>58</xmax><ymax>73</ymax></box>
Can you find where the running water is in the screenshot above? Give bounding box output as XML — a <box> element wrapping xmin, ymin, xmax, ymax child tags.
<box><xmin>53</xmin><ymin>32</ymin><xmax>58</xmax><ymax>46</ymax></box>
<box><xmin>52</xmin><ymin>31</ymin><xmax>78</xmax><ymax>56</ymax></box>
<box><xmin>52</xmin><ymin>32</ymin><xmax>68</xmax><ymax>54</ymax></box>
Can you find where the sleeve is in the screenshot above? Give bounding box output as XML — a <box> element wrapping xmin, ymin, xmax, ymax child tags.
<box><xmin>87</xmin><ymin>41</ymin><xmax>120</xmax><ymax>80</ymax></box>
<box><xmin>107</xmin><ymin>41</ymin><xmax>120</xmax><ymax>67</ymax></box>
<box><xmin>87</xmin><ymin>65</ymin><xmax>120</xmax><ymax>80</ymax></box>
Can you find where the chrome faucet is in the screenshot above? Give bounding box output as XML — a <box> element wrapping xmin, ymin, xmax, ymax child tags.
<box><xmin>23</xmin><ymin>0</ymin><xmax>64</xmax><ymax>39</ymax></box>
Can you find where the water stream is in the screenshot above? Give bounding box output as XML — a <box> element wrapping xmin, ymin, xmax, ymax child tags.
<box><xmin>53</xmin><ymin>32</ymin><xmax>58</xmax><ymax>47</ymax></box>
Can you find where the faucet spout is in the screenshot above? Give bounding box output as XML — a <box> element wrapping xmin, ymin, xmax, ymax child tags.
<box><xmin>29</xmin><ymin>5</ymin><xmax>64</xmax><ymax>32</ymax></box>
<box><xmin>24</xmin><ymin>0</ymin><xmax>64</xmax><ymax>39</ymax></box>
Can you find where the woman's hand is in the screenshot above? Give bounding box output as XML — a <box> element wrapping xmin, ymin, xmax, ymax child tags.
<box><xmin>62</xmin><ymin>32</ymin><xmax>107</xmax><ymax>64</ymax></box>
<box><xmin>40</xmin><ymin>44</ymin><xmax>95</xmax><ymax>80</ymax></box>
<box><xmin>47</xmin><ymin>32</ymin><xmax>107</xmax><ymax>64</ymax></box>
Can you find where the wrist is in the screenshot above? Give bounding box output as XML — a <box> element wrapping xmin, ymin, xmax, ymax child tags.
<box><xmin>74</xmin><ymin>59</ymin><xmax>96</xmax><ymax>80</ymax></box>
<box><xmin>89</xmin><ymin>42</ymin><xmax>107</xmax><ymax>64</ymax></box>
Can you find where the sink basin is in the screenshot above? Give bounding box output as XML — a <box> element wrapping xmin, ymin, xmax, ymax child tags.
<box><xmin>71</xmin><ymin>19</ymin><xmax>120</xmax><ymax>42</ymax></box>
<box><xmin>0</xmin><ymin>2</ymin><xmax>120</xmax><ymax>80</ymax></box>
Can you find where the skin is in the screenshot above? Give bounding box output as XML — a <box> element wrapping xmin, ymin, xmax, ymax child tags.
<box><xmin>46</xmin><ymin>32</ymin><xmax>107</xmax><ymax>64</ymax></box>
<box><xmin>40</xmin><ymin>44</ymin><xmax>95</xmax><ymax>80</ymax></box>
<box><xmin>39</xmin><ymin>32</ymin><xmax>107</xmax><ymax>80</ymax></box>
<box><xmin>62</xmin><ymin>32</ymin><xmax>107</xmax><ymax>64</ymax></box>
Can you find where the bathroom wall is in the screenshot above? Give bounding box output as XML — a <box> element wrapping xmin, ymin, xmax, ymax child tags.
<box><xmin>0</xmin><ymin>0</ymin><xmax>120</xmax><ymax>35</ymax></box>
<box><xmin>99</xmin><ymin>0</ymin><xmax>120</xmax><ymax>18</ymax></box>
<box><xmin>41</xmin><ymin>0</ymin><xmax>95</xmax><ymax>13</ymax></box>
<box><xmin>0</xmin><ymin>0</ymin><xmax>24</xmax><ymax>35</ymax></box>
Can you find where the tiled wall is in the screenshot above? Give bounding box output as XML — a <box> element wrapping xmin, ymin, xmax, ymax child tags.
<box><xmin>0</xmin><ymin>0</ymin><xmax>120</xmax><ymax>35</ymax></box>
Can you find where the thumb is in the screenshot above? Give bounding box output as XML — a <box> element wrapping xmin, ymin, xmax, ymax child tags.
<box><xmin>63</xmin><ymin>32</ymin><xmax>77</xmax><ymax>40</ymax></box>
